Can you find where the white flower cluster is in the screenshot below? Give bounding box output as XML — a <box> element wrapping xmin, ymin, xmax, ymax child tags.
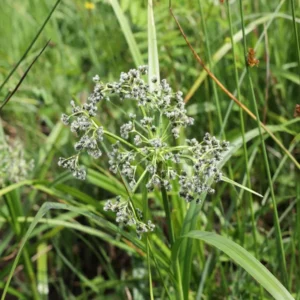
<box><xmin>104</xmin><ymin>196</ymin><xmax>155</xmax><ymax>239</ymax></box>
<box><xmin>59</xmin><ymin>66</ymin><xmax>229</xmax><ymax>236</ymax></box>
<box><xmin>0</xmin><ymin>139</ymin><xmax>34</xmax><ymax>187</ymax></box>
<box><xmin>108</xmin><ymin>132</ymin><xmax>228</xmax><ymax>203</ymax></box>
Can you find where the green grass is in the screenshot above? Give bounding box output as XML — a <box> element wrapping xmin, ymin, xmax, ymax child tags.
<box><xmin>0</xmin><ymin>0</ymin><xmax>299</xmax><ymax>299</ymax></box>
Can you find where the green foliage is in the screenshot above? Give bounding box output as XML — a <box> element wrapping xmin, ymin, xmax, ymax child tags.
<box><xmin>0</xmin><ymin>0</ymin><xmax>299</xmax><ymax>299</ymax></box>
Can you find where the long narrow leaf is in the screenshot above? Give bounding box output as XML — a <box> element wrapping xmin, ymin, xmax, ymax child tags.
<box><xmin>1</xmin><ymin>202</ymin><xmax>174</xmax><ymax>300</ymax></box>
<box><xmin>0</xmin><ymin>40</ymin><xmax>50</xmax><ymax>112</ymax></box>
<box><xmin>221</xmin><ymin>176</ymin><xmax>263</xmax><ymax>198</ymax></box>
<box><xmin>185</xmin><ymin>231</ymin><xmax>294</xmax><ymax>300</ymax></box>
<box><xmin>0</xmin><ymin>0</ymin><xmax>61</xmax><ymax>92</ymax></box>
<box><xmin>109</xmin><ymin>0</ymin><xmax>144</xmax><ymax>67</ymax></box>
<box><xmin>148</xmin><ymin>0</ymin><xmax>160</xmax><ymax>90</ymax></box>
<box><xmin>170</xmin><ymin>7</ymin><xmax>299</xmax><ymax>169</ymax></box>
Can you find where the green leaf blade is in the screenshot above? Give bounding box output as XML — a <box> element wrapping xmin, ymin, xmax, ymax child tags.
<box><xmin>186</xmin><ymin>231</ymin><xmax>294</xmax><ymax>300</ymax></box>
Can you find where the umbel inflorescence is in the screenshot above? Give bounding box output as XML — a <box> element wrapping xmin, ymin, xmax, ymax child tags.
<box><xmin>0</xmin><ymin>139</ymin><xmax>34</xmax><ymax>187</ymax></box>
<box><xmin>59</xmin><ymin>66</ymin><xmax>229</xmax><ymax>237</ymax></box>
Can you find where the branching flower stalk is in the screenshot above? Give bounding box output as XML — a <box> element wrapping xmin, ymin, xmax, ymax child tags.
<box><xmin>59</xmin><ymin>66</ymin><xmax>229</xmax><ymax>238</ymax></box>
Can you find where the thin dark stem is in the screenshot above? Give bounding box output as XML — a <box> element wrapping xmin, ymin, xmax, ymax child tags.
<box><xmin>0</xmin><ymin>0</ymin><xmax>61</xmax><ymax>92</ymax></box>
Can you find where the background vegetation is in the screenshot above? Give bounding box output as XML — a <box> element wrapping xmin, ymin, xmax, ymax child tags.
<box><xmin>0</xmin><ymin>0</ymin><xmax>299</xmax><ymax>299</ymax></box>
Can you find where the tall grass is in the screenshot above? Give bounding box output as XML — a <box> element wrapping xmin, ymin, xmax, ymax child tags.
<box><xmin>0</xmin><ymin>0</ymin><xmax>299</xmax><ymax>299</ymax></box>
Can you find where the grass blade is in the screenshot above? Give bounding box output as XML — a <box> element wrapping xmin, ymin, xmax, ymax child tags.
<box><xmin>0</xmin><ymin>40</ymin><xmax>50</xmax><ymax>112</ymax></box>
<box><xmin>109</xmin><ymin>0</ymin><xmax>144</xmax><ymax>67</ymax></box>
<box><xmin>169</xmin><ymin>6</ymin><xmax>299</xmax><ymax>169</ymax></box>
<box><xmin>221</xmin><ymin>176</ymin><xmax>263</xmax><ymax>198</ymax></box>
<box><xmin>238</xmin><ymin>0</ymin><xmax>288</xmax><ymax>287</ymax></box>
<box><xmin>4</xmin><ymin>190</ymin><xmax>39</xmax><ymax>299</ymax></box>
<box><xmin>0</xmin><ymin>0</ymin><xmax>61</xmax><ymax>92</ymax></box>
<box><xmin>290</xmin><ymin>0</ymin><xmax>300</xmax><ymax>80</ymax></box>
<box><xmin>185</xmin><ymin>231</ymin><xmax>294</xmax><ymax>300</ymax></box>
<box><xmin>0</xmin><ymin>180</ymin><xmax>36</xmax><ymax>197</ymax></box>
<box><xmin>36</xmin><ymin>243</ymin><xmax>49</xmax><ymax>296</ymax></box>
<box><xmin>1</xmin><ymin>201</ymin><xmax>175</xmax><ymax>299</ymax></box>
<box><xmin>148</xmin><ymin>0</ymin><xmax>160</xmax><ymax>90</ymax></box>
<box><xmin>185</xmin><ymin>1</ymin><xmax>287</xmax><ymax>103</ymax></box>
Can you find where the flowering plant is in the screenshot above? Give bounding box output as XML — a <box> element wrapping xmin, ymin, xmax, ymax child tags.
<box><xmin>59</xmin><ymin>66</ymin><xmax>228</xmax><ymax>238</ymax></box>
<box><xmin>0</xmin><ymin>138</ymin><xmax>34</xmax><ymax>187</ymax></box>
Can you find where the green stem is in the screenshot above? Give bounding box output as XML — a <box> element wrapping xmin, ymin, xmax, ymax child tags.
<box><xmin>141</xmin><ymin>173</ymin><xmax>154</xmax><ymax>299</ymax></box>
<box><xmin>161</xmin><ymin>185</ymin><xmax>175</xmax><ymax>245</ymax></box>
<box><xmin>148</xmin><ymin>240</ymin><xmax>173</xmax><ymax>299</ymax></box>
<box><xmin>226</xmin><ymin>2</ymin><xmax>262</xmax><ymax>296</ymax></box>
<box><xmin>198</xmin><ymin>0</ymin><xmax>222</xmax><ymax>131</ymax></box>
<box><xmin>238</xmin><ymin>0</ymin><xmax>288</xmax><ymax>287</ymax></box>
<box><xmin>103</xmin><ymin>130</ymin><xmax>139</xmax><ymax>151</ymax></box>
<box><xmin>146</xmin><ymin>237</ymin><xmax>154</xmax><ymax>300</ymax></box>
<box><xmin>199</xmin><ymin>0</ymin><xmax>242</xmax><ymax>257</ymax></box>
<box><xmin>159</xmin><ymin>166</ymin><xmax>184</xmax><ymax>299</ymax></box>
<box><xmin>4</xmin><ymin>191</ymin><xmax>40</xmax><ymax>300</ymax></box>
<box><xmin>290</xmin><ymin>0</ymin><xmax>300</xmax><ymax>80</ymax></box>
<box><xmin>296</xmin><ymin>173</ymin><xmax>300</xmax><ymax>294</ymax></box>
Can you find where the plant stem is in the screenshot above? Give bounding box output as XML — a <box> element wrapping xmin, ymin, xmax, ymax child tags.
<box><xmin>296</xmin><ymin>174</ymin><xmax>300</xmax><ymax>295</ymax></box>
<box><xmin>226</xmin><ymin>1</ymin><xmax>263</xmax><ymax>296</ymax></box>
<box><xmin>146</xmin><ymin>236</ymin><xmax>154</xmax><ymax>300</ymax></box>
<box><xmin>238</xmin><ymin>0</ymin><xmax>288</xmax><ymax>287</ymax></box>
<box><xmin>160</xmin><ymin>167</ymin><xmax>184</xmax><ymax>299</ymax></box>
<box><xmin>226</xmin><ymin>0</ymin><xmax>260</xmax><ymax>264</ymax></box>
<box><xmin>161</xmin><ymin>185</ymin><xmax>175</xmax><ymax>245</ymax></box>
<box><xmin>4</xmin><ymin>191</ymin><xmax>40</xmax><ymax>300</ymax></box>
<box><xmin>103</xmin><ymin>130</ymin><xmax>139</xmax><ymax>151</ymax></box>
<box><xmin>290</xmin><ymin>0</ymin><xmax>300</xmax><ymax>80</ymax></box>
<box><xmin>169</xmin><ymin>6</ymin><xmax>299</xmax><ymax>169</ymax></box>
